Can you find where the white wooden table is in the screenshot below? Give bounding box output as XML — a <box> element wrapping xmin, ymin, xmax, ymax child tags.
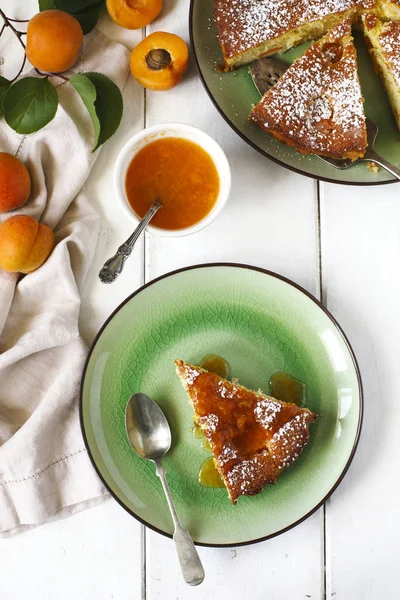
<box><xmin>1</xmin><ymin>1</ymin><xmax>399</xmax><ymax>598</ymax></box>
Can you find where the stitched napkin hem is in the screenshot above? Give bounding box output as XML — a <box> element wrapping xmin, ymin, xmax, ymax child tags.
<box><xmin>0</xmin><ymin>449</ymin><xmax>109</xmax><ymax>538</ymax></box>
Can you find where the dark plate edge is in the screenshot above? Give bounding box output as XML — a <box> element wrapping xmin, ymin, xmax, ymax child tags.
<box><xmin>79</xmin><ymin>262</ymin><xmax>364</xmax><ymax>548</ymax></box>
<box><xmin>188</xmin><ymin>0</ymin><xmax>397</xmax><ymax>187</ymax></box>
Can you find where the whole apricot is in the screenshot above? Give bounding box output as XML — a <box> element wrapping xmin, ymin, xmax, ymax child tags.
<box><xmin>0</xmin><ymin>153</ymin><xmax>31</xmax><ymax>213</ymax></box>
<box><xmin>26</xmin><ymin>10</ymin><xmax>83</xmax><ymax>73</ymax></box>
<box><xmin>107</xmin><ymin>0</ymin><xmax>162</xmax><ymax>30</ymax></box>
<box><xmin>130</xmin><ymin>32</ymin><xmax>189</xmax><ymax>91</ymax></box>
<box><xmin>0</xmin><ymin>215</ymin><xmax>55</xmax><ymax>274</ymax></box>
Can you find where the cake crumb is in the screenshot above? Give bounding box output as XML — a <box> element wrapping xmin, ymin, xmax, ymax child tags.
<box><xmin>367</xmin><ymin>161</ymin><xmax>379</xmax><ymax>173</ymax></box>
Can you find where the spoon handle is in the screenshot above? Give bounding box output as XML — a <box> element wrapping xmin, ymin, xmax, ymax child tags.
<box><xmin>155</xmin><ymin>460</ymin><xmax>205</xmax><ymax>586</ymax></box>
<box><xmin>99</xmin><ymin>200</ymin><xmax>162</xmax><ymax>284</ymax></box>
<box><xmin>365</xmin><ymin>150</ymin><xmax>400</xmax><ymax>181</ymax></box>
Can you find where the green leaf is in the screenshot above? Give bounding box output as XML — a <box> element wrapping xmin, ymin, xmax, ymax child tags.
<box><xmin>56</xmin><ymin>0</ymin><xmax>104</xmax><ymax>12</ymax></box>
<box><xmin>39</xmin><ymin>0</ymin><xmax>56</xmax><ymax>9</ymax></box>
<box><xmin>3</xmin><ymin>77</ymin><xmax>58</xmax><ymax>134</ymax></box>
<box><xmin>70</xmin><ymin>6</ymin><xmax>102</xmax><ymax>34</ymax></box>
<box><xmin>85</xmin><ymin>73</ymin><xmax>123</xmax><ymax>151</ymax></box>
<box><xmin>53</xmin><ymin>0</ymin><xmax>105</xmax><ymax>33</ymax></box>
<box><xmin>39</xmin><ymin>0</ymin><xmax>105</xmax><ymax>33</ymax></box>
<box><xmin>70</xmin><ymin>72</ymin><xmax>123</xmax><ymax>152</ymax></box>
<box><xmin>69</xmin><ymin>73</ymin><xmax>100</xmax><ymax>144</ymax></box>
<box><xmin>0</xmin><ymin>77</ymin><xmax>11</xmax><ymax>116</ymax></box>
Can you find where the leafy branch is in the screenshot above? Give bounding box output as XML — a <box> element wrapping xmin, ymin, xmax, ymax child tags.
<box><xmin>0</xmin><ymin>1</ymin><xmax>123</xmax><ymax>151</ymax></box>
<box><xmin>0</xmin><ymin>8</ymin><xmax>27</xmax><ymax>83</ymax></box>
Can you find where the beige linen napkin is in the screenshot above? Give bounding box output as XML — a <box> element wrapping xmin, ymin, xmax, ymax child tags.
<box><xmin>0</xmin><ymin>29</ymin><xmax>130</xmax><ymax>537</ymax></box>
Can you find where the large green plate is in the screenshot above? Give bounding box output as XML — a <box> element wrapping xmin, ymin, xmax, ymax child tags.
<box><xmin>189</xmin><ymin>0</ymin><xmax>400</xmax><ymax>185</ymax></box>
<box><xmin>80</xmin><ymin>265</ymin><xmax>362</xmax><ymax>546</ymax></box>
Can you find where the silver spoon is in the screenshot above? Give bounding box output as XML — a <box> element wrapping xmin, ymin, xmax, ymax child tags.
<box><xmin>125</xmin><ymin>392</ymin><xmax>205</xmax><ymax>587</ymax></box>
<box><xmin>99</xmin><ymin>200</ymin><xmax>162</xmax><ymax>284</ymax></box>
<box><xmin>250</xmin><ymin>57</ymin><xmax>400</xmax><ymax>180</ymax></box>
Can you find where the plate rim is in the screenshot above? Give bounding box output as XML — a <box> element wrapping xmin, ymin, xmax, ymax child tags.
<box><xmin>79</xmin><ymin>263</ymin><xmax>364</xmax><ymax>547</ymax></box>
<box><xmin>188</xmin><ymin>0</ymin><xmax>398</xmax><ymax>187</ymax></box>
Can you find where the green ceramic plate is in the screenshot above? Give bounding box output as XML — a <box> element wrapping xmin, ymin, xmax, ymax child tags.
<box><xmin>80</xmin><ymin>264</ymin><xmax>362</xmax><ymax>547</ymax></box>
<box><xmin>189</xmin><ymin>0</ymin><xmax>400</xmax><ymax>185</ymax></box>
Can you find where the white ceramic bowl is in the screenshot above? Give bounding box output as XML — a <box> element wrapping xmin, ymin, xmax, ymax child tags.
<box><xmin>114</xmin><ymin>123</ymin><xmax>231</xmax><ymax>237</ymax></box>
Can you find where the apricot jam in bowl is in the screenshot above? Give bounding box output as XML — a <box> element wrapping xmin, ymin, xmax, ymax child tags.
<box><xmin>114</xmin><ymin>123</ymin><xmax>231</xmax><ymax>237</ymax></box>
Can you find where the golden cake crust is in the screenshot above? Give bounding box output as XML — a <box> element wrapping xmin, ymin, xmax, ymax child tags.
<box><xmin>214</xmin><ymin>0</ymin><xmax>376</xmax><ymax>68</ymax></box>
<box><xmin>249</xmin><ymin>18</ymin><xmax>367</xmax><ymax>160</ymax></box>
<box><xmin>362</xmin><ymin>12</ymin><xmax>400</xmax><ymax>128</ymax></box>
<box><xmin>376</xmin><ymin>0</ymin><xmax>400</xmax><ymax>20</ymax></box>
<box><xmin>175</xmin><ymin>359</ymin><xmax>317</xmax><ymax>504</ymax></box>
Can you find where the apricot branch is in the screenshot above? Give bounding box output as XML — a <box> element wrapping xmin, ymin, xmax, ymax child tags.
<box><xmin>12</xmin><ymin>54</ymin><xmax>27</xmax><ymax>84</ymax></box>
<box><xmin>35</xmin><ymin>67</ymin><xmax>69</xmax><ymax>82</ymax></box>
<box><xmin>0</xmin><ymin>9</ymin><xmax>27</xmax><ymax>83</ymax></box>
<box><xmin>0</xmin><ymin>6</ymin><xmax>123</xmax><ymax>149</ymax></box>
<box><xmin>0</xmin><ymin>9</ymin><xmax>26</xmax><ymax>51</ymax></box>
<box><xmin>6</xmin><ymin>18</ymin><xmax>29</xmax><ymax>24</ymax></box>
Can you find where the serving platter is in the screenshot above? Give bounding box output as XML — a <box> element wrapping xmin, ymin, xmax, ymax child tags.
<box><xmin>80</xmin><ymin>264</ymin><xmax>362</xmax><ymax>547</ymax></box>
<box><xmin>189</xmin><ymin>0</ymin><xmax>400</xmax><ymax>185</ymax></box>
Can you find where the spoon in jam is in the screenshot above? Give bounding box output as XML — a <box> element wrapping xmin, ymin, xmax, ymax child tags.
<box><xmin>99</xmin><ymin>199</ymin><xmax>162</xmax><ymax>284</ymax></box>
<box><xmin>126</xmin><ymin>392</ymin><xmax>205</xmax><ymax>586</ymax></box>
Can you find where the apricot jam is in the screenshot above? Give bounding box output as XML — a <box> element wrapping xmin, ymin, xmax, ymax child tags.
<box><xmin>199</xmin><ymin>354</ymin><xmax>230</xmax><ymax>379</ymax></box>
<box><xmin>198</xmin><ymin>457</ymin><xmax>224</xmax><ymax>488</ymax></box>
<box><xmin>192</xmin><ymin>423</ymin><xmax>204</xmax><ymax>439</ymax></box>
<box><xmin>197</xmin><ymin>355</ymin><xmax>230</xmax><ymax>488</ymax></box>
<box><xmin>125</xmin><ymin>137</ymin><xmax>220</xmax><ymax>230</ymax></box>
<box><xmin>269</xmin><ymin>372</ymin><xmax>306</xmax><ymax>406</ymax></box>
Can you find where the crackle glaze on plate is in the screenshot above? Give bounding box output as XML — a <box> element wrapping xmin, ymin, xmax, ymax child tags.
<box><xmin>80</xmin><ymin>265</ymin><xmax>362</xmax><ymax>547</ymax></box>
<box><xmin>189</xmin><ymin>0</ymin><xmax>400</xmax><ymax>185</ymax></box>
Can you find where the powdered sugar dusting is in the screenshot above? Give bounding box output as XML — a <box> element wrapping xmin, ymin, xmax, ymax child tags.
<box><xmin>269</xmin><ymin>413</ymin><xmax>310</xmax><ymax>467</ymax></box>
<box><xmin>179</xmin><ymin>364</ymin><xmax>200</xmax><ymax>385</ymax></box>
<box><xmin>254</xmin><ymin>397</ymin><xmax>282</xmax><ymax>428</ymax></box>
<box><xmin>217</xmin><ymin>380</ymin><xmax>239</xmax><ymax>399</ymax></box>
<box><xmin>226</xmin><ymin>455</ymin><xmax>265</xmax><ymax>493</ymax></box>
<box><xmin>199</xmin><ymin>413</ymin><xmax>219</xmax><ymax>432</ymax></box>
<box><xmin>250</xmin><ymin>19</ymin><xmax>367</xmax><ymax>156</ymax></box>
<box><xmin>217</xmin><ymin>443</ymin><xmax>238</xmax><ymax>466</ymax></box>
<box><xmin>378</xmin><ymin>20</ymin><xmax>400</xmax><ymax>87</ymax></box>
<box><xmin>215</xmin><ymin>0</ymin><xmax>375</xmax><ymax>58</ymax></box>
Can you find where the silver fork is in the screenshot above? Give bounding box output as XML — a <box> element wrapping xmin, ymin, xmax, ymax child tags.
<box><xmin>249</xmin><ymin>56</ymin><xmax>400</xmax><ymax>180</ymax></box>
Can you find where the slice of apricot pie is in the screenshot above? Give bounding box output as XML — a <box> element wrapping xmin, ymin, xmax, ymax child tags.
<box><xmin>175</xmin><ymin>359</ymin><xmax>317</xmax><ymax>504</ymax></box>
<box><xmin>362</xmin><ymin>12</ymin><xmax>400</xmax><ymax>130</ymax></box>
<box><xmin>249</xmin><ymin>17</ymin><xmax>367</xmax><ymax>160</ymax></box>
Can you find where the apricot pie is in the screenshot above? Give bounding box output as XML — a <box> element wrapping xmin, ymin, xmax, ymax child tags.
<box><xmin>214</xmin><ymin>0</ymin><xmax>375</xmax><ymax>70</ymax></box>
<box><xmin>175</xmin><ymin>359</ymin><xmax>317</xmax><ymax>504</ymax></box>
<box><xmin>249</xmin><ymin>18</ymin><xmax>368</xmax><ymax>160</ymax></box>
<box><xmin>362</xmin><ymin>12</ymin><xmax>400</xmax><ymax>130</ymax></box>
<box><xmin>376</xmin><ymin>0</ymin><xmax>400</xmax><ymax>20</ymax></box>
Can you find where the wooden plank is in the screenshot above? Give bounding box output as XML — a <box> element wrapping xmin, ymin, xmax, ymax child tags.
<box><xmin>0</xmin><ymin>6</ymin><xmax>144</xmax><ymax>600</ymax></box>
<box><xmin>80</xmin><ymin>16</ymin><xmax>145</xmax><ymax>343</ymax></box>
<box><xmin>147</xmin><ymin>516</ymin><xmax>323</xmax><ymax>600</ymax></box>
<box><xmin>144</xmin><ymin>2</ymin><xmax>323</xmax><ymax>599</ymax></box>
<box><xmin>78</xmin><ymin>17</ymin><xmax>147</xmax><ymax>600</ymax></box>
<box><xmin>321</xmin><ymin>181</ymin><xmax>400</xmax><ymax>599</ymax></box>
<box><xmin>0</xmin><ymin>500</ymin><xmax>143</xmax><ymax>600</ymax></box>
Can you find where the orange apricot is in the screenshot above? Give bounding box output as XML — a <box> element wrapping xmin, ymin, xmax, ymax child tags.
<box><xmin>26</xmin><ymin>10</ymin><xmax>83</xmax><ymax>73</ymax></box>
<box><xmin>106</xmin><ymin>0</ymin><xmax>162</xmax><ymax>30</ymax></box>
<box><xmin>0</xmin><ymin>153</ymin><xmax>31</xmax><ymax>213</ymax></box>
<box><xmin>0</xmin><ymin>215</ymin><xmax>55</xmax><ymax>274</ymax></box>
<box><xmin>130</xmin><ymin>32</ymin><xmax>189</xmax><ymax>91</ymax></box>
